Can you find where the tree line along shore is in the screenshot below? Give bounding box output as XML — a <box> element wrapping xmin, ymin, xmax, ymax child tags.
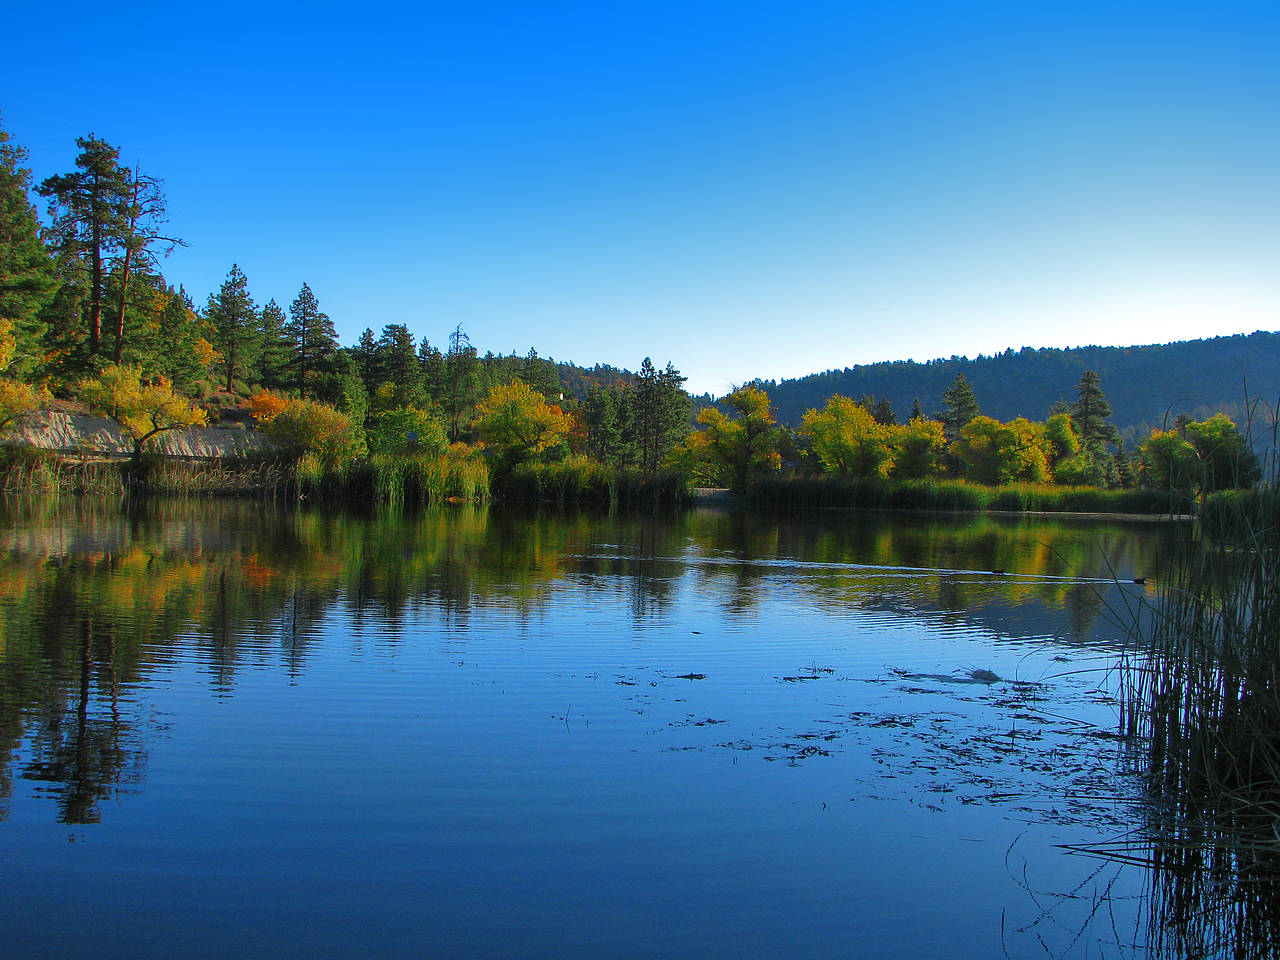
<box><xmin>0</xmin><ymin>122</ymin><xmax>1261</xmax><ymax>510</ymax></box>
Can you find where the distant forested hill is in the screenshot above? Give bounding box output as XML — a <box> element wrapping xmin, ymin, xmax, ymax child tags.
<box><xmin>748</xmin><ymin>331</ymin><xmax>1280</xmax><ymax>443</ymax></box>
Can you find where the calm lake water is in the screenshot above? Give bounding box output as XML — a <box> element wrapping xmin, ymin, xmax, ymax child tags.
<box><xmin>0</xmin><ymin>498</ymin><xmax>1180</xmax><ymax>958</ymax></box>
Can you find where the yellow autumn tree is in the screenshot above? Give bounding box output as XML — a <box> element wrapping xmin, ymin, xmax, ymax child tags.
<box><xmin>243</xmin><ymin>389</ymin><xmax>290</xmax><ymax>423</ymax></box>
<box><xmin>800</xmin><ymin>395</ymin><xmax>895</xmax><ymax>478</ymax></box>
<box><xmin>78</xmin><ymin>364</ymin><xmax>208</xmax><ymax>462</ymax></box>
<box><xmin>260</xmin><ymin>397</ymin><xmax>365</xmax><ymax>467</ymax></box>
<box><xmin>687</xmin><ymin>386</ymin><xmax>783</xmax><ymax>491</ymax></box>
<box><xmin>889</xmin><ymin>417</ymin><xmax>948</xmax><ymax>480</ymax></box>
<box><xmin>473</xmin><ymin>380</ymin><xmax>573</xmax><ymax>469</ymax></box>
<box><xmin>952</xmin><ymin>416</ymin><xmax>1051</xmax><ymax>485</ymax></box>
<box><xmin>0</xmin><ymin>318</ymin><xmax>42</xmax><ymax>433</ymax></box>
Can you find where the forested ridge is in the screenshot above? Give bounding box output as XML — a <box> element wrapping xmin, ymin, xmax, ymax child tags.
<box><xmin>750</xmin><ymin>333</ymin><xmax>1280</xmax><ymax>442</ymax></box>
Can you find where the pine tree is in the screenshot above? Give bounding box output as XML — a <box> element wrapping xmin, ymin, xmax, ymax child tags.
<box><xmin>39</xmin><ymin>135</ymin><xmax>131</xmax><ymax>356</ymax></box>
<box><xmin>256</xmin><ymin>299</ymin><xmax>293</xmax><ymax>389</ymax></box>
<box><xmin>0</xmin><ymin>116</ymin><xmax>55</xmax><ymax>370</ymax></box>
<box><xmin>375</xmin><ymin>323</ymin><xmax>423</xmax><ymax>405</ymax></box>
<box><xmin>107</xmin><ymin>164</ymin><xmax>183</xmax><ymax>363</ymax></box>
<box><xmin>353</xmin><ymin>328</ymin><xmax>378</xmax><ymax>392</ymax></box>
<box><xmin>1071</xmin><ymin>371</ymin><xmax>1120</xmax><ymax>450</ymax></box>
<box><xmin>444</xmin><ymin>324</ymin><xmax>478</xmax><ymax>440</ymax></box>
<box><xmin>286</xmin><ymin>283</ymin><xmax>337</xmax><ymax>400</ymax></box>
<box><xmin>938</xmin><ymin>372</ymin><xmax>980</xmax><ymax>441</ymax></box>
<box><xmin>206</xmin><ymin>265</ymin><xmax>258</xmax><ymax>393</ymax></box>
<box><xmin>418</xmin><ymin>337</ymin><xmax>446</xmax><ymax>405</ymax></box>
<box><xmin>520</xmin><ymin>347</ymin><xmax>561</xmax><ymax>398</ymax></box>
<box><xmin>1071</xmin><ymin>370</ymin><xmax>1121</xmax><ymax>485</ymax></box>
<box><xmin>634</xmin><ymin>358</ymin><xmax>691</xmax><ymax>472</ymax></box>
<box><xmin>155</xmin><ymin>285</ymin><xmax>211</xmax><ymax>390</ymax></box>
<box><xmin>583</xmin><ymin>385</ymin><xmax>637</xmax><ymax>467</ymax></box>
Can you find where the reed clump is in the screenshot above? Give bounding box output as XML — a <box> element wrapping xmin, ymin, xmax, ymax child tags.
<box><xmin>293</xmin><ymin>449</ymin><xmax>491</xmax><ymax>504</ymax></box>
<box><xmin>141</xmin><ymin>456</ymin><xmax>292</xmax><ymax>497</ymax></box>
<box><xmin>1119</xmin><ymin>482</ymin><xmax>1280</xmax><ymax>958</ymax></box>
<box><xmin>0</xmin><ymin>447</ymin><xmax>124</xmax><ymax>495</ymax></box>
<box><xmin>496</xmin><ymin>457</ymin><xmax>693</xmax><ymax>507</ymax></box>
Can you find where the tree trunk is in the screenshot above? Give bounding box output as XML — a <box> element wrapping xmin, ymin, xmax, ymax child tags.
<box><xmin>89</xmin><ymin>222</ymin><xmax>102</xmax><ymax>356</ymax></box>
<box><xmin>112</xmin><ymin>176</ymin><xmax>141</xmax><ymax>364</ymax></box>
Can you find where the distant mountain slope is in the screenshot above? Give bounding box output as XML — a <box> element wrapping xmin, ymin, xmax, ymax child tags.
<box><xmin>747</xmin><ymin>331</ymin><xmax>1280</xmax><ymax>443</ymax></box>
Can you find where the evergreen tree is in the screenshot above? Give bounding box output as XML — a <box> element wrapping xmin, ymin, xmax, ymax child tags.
<box><xmin>353</xmin><ymin>328</ymin><xmax>378</xmax><ymax>392</ymax></box>
<box><xmin>205</xmin><ymin>265</ymin><xmax>258</xmax><ymax>393</ymax></box>
<box><xmin>256</xmin><ymin>299</ymin><xmax>292</xmax><ymax>389</ymax></box>
<box><xmin>418</xmin><ymin>337</ymin><xmax>446</xmax><ymax>404</ymax></box>
<box><xmin>583</xmin><ymin>385</ymin><xmax>637</xmax><ymax>468</ymax></box>
<box><xmin>107</xmin><ymin>164</ymin><xmax>183</xmax><ymax>363</ymax></box>
<box><xmin>0</xmin><ymin>116</ymin><xmax>55</xmax><ymax>370</ymax></box>
<box><xmin>156</xmin><ymin>285</ymin><xmax>212</xmax><ymax>390</ymax></box>
<box><xmin>938</xmin><ymin>372</ymin><xmax>980</xmax><ymax>441</ymax></box>
<box><xmin>1071</xmin><ymin>371</ymin><xmax>1120</xmax><ymax>449</ymax></box>
<box><xmin>1071</xmin><ymin>370</ymin><xmax>1121</xmax><ymax>485</ymax></box>
<box><xmin>319</xmin><ymin>348</ymin><xmax>368</xmax><ymax>422</ymax></box>
<box><xmin>634</xmin><ymin>358</ymin><xmax>691</xmax><ymax>472</ymax></box>
<box><xmin>39</xmin><ymin>135</ymin><xmax>131</xmax><ymax>357</ymax></box>
<box><xmin>444</xmin><ymin>323</ymin><xmax>479</xmax><ymax>440</ymax></box>
<box><xmin>286</xmin><ymin>283</ymin><xmax>337</xmax><ymax>400</ymax></box>
<box><xmin>520</xmin><ymin>347</ymin><xmax>561</xmax><ymax>398</ymax></box>
<box><xmin>859</xmin><ymin>394</ymin><xmax>896</xmax><ymax>425</ymax></box>
<box><xmin>375</xmin><ymin>323</ymin><xmax>423</xmax><ymax>405</ymax></box>
<box><xmin>909</xmin><ymin>398</ymin><xmax>924</xmax><ymax>421</ymax></box>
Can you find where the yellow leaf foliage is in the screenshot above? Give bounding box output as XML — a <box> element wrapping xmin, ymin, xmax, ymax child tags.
<box><xmin>78</xmin><ymin>365</ymin><xmax>208</xmax><ymax>454</ymax></box>
<box><xmin>473</xmin><ymin>381</ymin><xmax>573</xmax><ymax>464</ymax></box>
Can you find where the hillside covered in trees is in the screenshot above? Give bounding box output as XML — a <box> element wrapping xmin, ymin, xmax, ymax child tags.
<box><xmin>749</xmin><ymin>333</ymin><xmax>1280</xmax><ymax>443</ymax></box>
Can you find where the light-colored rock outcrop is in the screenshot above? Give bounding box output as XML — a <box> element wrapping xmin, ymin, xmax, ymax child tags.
<box><xmin>5</xmin><ymin>411</ymin><xmax>273</xmax><ymax>459</ymax></box>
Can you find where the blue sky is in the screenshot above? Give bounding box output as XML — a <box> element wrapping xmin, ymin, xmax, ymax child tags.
<box><xmin>6</xmin><ymin>1</ymin><xmax>1280</xmax><ymax>395</ymax></box>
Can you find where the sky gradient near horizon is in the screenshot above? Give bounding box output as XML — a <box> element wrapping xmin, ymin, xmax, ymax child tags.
<box><xmin>6</xmin><ymin>1</ymin><xmax>1280</xmax><ymax>396</ymax></box>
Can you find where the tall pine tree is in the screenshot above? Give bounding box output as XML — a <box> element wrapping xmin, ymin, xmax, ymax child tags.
<box><xmin>0</xmin><ymin>116</ymin><xmax>54</xmax><ymax>373</ymax></box>
<box><xmin>256</xmin><ymin>299</ymin><xmax>293</xmax><ymax>390</ymax></box>
<box><xmin>206</xmin><ymin>265</ymin><xmax>258</xmax><ymax>393</ymax></box>
<box><xmin>938</xmin><ymin>372</ymin><xmax>980</xmax><ymax>441</ymax></box>
<box><xmin>634</xmin><ymin>358</ymin><xmax>691</xmax><ymax>472</ymax></box>
<box><xmin>1071</xmin><ymin>370</ymin><xmax>1121</xmax><ymax>486</ymax></box>
<box><xmin>286</xmin><ymin>283</ymin><xmax>337</xmax><ymax>400</ymax></box>
<box><xmin>108</xmin><ymin>164</ymin><xmax>183</xmax><ymax>363</ymax></box>
<box><xmin>39</xmin><ymin>135</ymin><xmax>131</xmax><ymax>357</ymax></box>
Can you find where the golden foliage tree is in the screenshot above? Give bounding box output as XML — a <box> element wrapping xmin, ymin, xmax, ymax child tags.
<box><xmin>889</xmin><ymin>416</ymin><xmax>947</xmax><ymax>480</ymax></box>
<box><xmin>0</xmin><ymin>317</ymin><xmax>42</xmax><ymax>432</ymax></box>
<box><xmin>77</xmin><ymin>364</ymin><xmax>208</xmax><ymax>461</ymax></box>
<box><xmin>952</xmin><ymin>415</ymin><xmax>1051</xmax><ymax>485</ymax></box>
<box><xmin>687</xmin><ymin>386</ymin><xmax>783</xmax><ymax>491</ymax></box>
<box><xmin>260</xmin><ymin>397</ymin><xmax>365</xmax><ymax>467</ymax></box>
<box><xmin>473</xmin><ymin>380</ymin><xmax>573</xmax><ymax>468</ymax></box>
<box><xmin>800</xmin><ymin>395</ymin><xmax>895</xmax><ymax>479</ymax></box>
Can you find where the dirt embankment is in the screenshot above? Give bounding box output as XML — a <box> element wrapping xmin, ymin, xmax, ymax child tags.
<box><xmin>5</xmin><ymin>410</ymin><xmax>273</xmax><ymax>460</ymax></box>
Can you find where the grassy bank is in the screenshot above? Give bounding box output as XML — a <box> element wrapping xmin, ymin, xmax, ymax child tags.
<box><xmin>744</xmin><ymin>474</ymin><xmax>1187</xmax><ymax>515</ymax></box>
<box><xmin>0</xmin><ymin>447</ymin><xmax>300</xmax><ymax>497</ymax></box>
<box><xmin>494</xmin><ymin>458</ymin><xmax>693</xmax><ymax>508</ymax></box>
<box><xmin>0</xmin><ymin>445</ymin><xmax>698</xmax><ymax>508</ymax></box>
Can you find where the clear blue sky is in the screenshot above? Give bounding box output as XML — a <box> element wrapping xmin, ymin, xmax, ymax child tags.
<box><xmin>7</xmin><ymin>1</ymin><xmax>1280</xmax><ymax>395</ymax></box>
